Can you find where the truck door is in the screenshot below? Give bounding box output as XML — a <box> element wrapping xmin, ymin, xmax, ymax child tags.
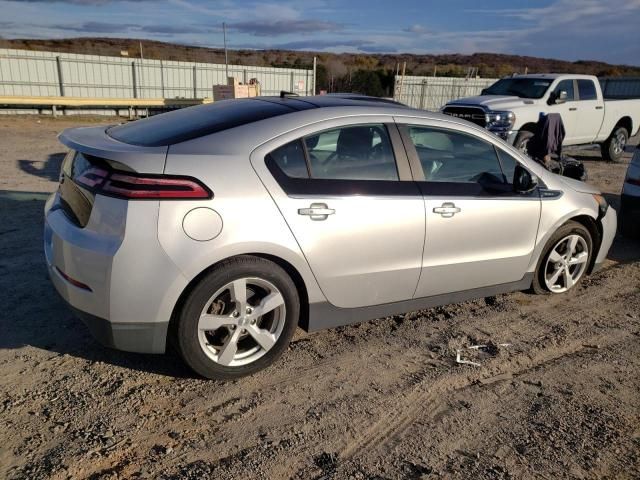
<box><xmin>573</xmin><ymin>79</ymin><xmax>605</xmax><ymax>144</ymax></box>
<box><xmin>547</xmin><ymin>79</ymin><xmax>579</xmax><ymax>144</ymax></box>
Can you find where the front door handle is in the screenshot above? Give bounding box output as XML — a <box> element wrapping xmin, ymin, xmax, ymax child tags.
<box><xmin>433</xmin><ymin>202</ymin><xmax>461</xmax><ymax>218</ymax></box>
<box><xmin>298</xmin><ymin>203</ymin><xmax>335</xmax><ymax>221</ymax></box>
<box><xmin>569</xmin><ymin>107</ymin><xmax>577</xmax><ymax>111</ymax></box>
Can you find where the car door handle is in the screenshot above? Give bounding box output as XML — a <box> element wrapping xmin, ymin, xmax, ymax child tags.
<box><xmin>298</xmin><ymin>203</ymin><xmax>335</xmax><ymax>221</ymax></box>
<box><xmin>433</xmin><ymin>202</ymin><xmax>461</xmax><ymax>218</ymax></box>
<box><xmin>569</xmin><ymin>107</ymin><xmax>577</xmax><ymax>111</ymax></box>
<box><xmin>595</xmin><ymin>106</ymin><xmax>603</xmax><ymax>110</ymax></box>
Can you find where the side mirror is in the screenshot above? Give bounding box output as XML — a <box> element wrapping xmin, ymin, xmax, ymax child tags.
<box><xmin>513</xmin><ymin>164</ymin><xmax>538</xmax><ymax>193</ymax></box>
<box><xmin>555</xmin><ymin>90</ymin><xmax>568</xmax><ymax>104</ymax></box>
<box><xmin>481</xmin><ymin>88</ymin><xmax>488</xmax><ymax>95</ymax></box>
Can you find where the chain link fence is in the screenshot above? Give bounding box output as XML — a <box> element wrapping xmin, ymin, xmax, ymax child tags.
<box><xmin>393</xmin><ymin>75</ymin><xmax>498</xmax><ymax>110</ymax></box>
<box><xmin>0</xmin><ymin>48</ymin><xmax>315</xmax><ymax>100</ymax></box>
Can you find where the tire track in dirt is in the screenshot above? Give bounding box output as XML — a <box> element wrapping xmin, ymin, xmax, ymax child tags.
<box><xmin>340</xmin><ymin>330</ymin><xmax>631</xmax><ymax>463</ymax></box>
<box><xmin>338</xmin><ymin>269</ymin><xmax>639</xmax><ymax>463</ymax></box>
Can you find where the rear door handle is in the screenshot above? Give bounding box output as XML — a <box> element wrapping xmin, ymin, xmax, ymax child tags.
<box><xmin>433</xmin><ymin>202</ymin><xmax>461</xmax><ymax>218</ymax></box>
<box><xmin>298</xmin><ymin>203</ymin><xmax>335</xmax><ymax>221</ymax></box>
<box><xmin>569</xmin><ymin>107</ymin><xmax>577</xmax><ymax>111</ymax></box>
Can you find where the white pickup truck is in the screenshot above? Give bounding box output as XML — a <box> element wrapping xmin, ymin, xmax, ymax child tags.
<box><xmin>442</xmin><ymin>74</ymin><xmax>640</xmax><ymax>162</ymax></box>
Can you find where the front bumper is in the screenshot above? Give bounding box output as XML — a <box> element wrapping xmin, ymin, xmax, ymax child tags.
<box><xmin>592</xmin><ymin>205</ymin><xmax>617</xmax><ymax>271</ymax></box>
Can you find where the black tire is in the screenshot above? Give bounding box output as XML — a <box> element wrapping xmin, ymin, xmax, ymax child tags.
<box><xmin>531</xmin><ymin>221</ymin><xmax>593</xmax><ymax>295</ymax></box>
<box><xmin>601</xmin><ymin>126</ymin><xmax>628</xmax><ymax>163</ymax></box>
<box><xmin>173</xmin><ymin>255</ymin><xmax>299</xmax><ymax>380</ymax></box>
<box><xmin>514</xmin><ymin>130</ymin><xmax>534</xmax><ymax>156</ymax></box>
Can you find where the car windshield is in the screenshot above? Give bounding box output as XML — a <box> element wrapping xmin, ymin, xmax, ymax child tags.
<box><xmin>483</xmin><ymin>78</ymin><xmax>553</xmax><ymax>99</ymax></box>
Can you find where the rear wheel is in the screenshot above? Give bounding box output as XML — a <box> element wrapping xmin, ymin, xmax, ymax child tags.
<box><xmin>532</xmin><ymin>222</ymin><xmax>593</xmax><ymax>294</ymax></box>
<box><xmin>601</xmin><ymin>126</ymin><xmax>628</xmax><ymax>162</ymax></box>
<box><xmin>174</xmin><ymin>256</ymin><xmax>299</xmax><ymax>380</ymax></box>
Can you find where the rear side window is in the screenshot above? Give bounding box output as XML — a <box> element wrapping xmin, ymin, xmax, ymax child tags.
<box><xmin>107</xmin><ymin>99</ymin><xmax>296</xmax><ymax>147</ymax></box>
<box><xmin>267</xmin><ymin>124</ymin><xmax>399</xmax><ymax>182</ymax></box>
<box><xmin>407</xmin><ymin>126</ymin><xmax>505</xmax><ymax>184</ymax></box>
<box><xmin>304</xmin><ymin>124</ymin><xmax>398</xmax><ymax>181</ymax></box>
<box><xmin>577</xmin><ymin>80</ymin><xmax>598</xmax><ymax>100</ymax></box>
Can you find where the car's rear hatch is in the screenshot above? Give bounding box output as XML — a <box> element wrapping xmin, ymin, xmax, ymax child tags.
<box><xmin>57</xmin><ymin>125</ymin><xmax>168</xmax><ymax>227</ymax></box>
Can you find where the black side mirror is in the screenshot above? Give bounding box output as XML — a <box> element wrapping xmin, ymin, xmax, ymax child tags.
<box><xmin>481</xmin><ymin>88</ymin><xmax>488</xmax><ymax>95</ymax></box>
<box><xmin>513</xmin><ymin>164</ymin><xmax>538</xmax><ymax>193</ymax></box>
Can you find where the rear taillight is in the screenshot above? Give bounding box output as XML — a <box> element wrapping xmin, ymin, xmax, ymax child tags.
<box><xmin>75</xmin><ymin>168</ymin><xmax>211</xmax><ymax>200</ymax></box>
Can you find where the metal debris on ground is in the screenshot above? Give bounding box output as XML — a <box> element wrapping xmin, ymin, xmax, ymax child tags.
<box><xmin>455</xmin><ymin>342</ymin><xmax>511</xmax><ymax>367</ymax></box>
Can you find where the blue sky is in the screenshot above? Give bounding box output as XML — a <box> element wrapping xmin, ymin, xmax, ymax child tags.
<box><xmin>1</xmin><ymin>0</ymin><xmax>639</xmax><ymax>65</ymax></box>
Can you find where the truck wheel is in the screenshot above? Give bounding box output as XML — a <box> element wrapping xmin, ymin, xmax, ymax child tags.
<box><xmin>601</xmin><ymin>126</ymin><xmax>628</xmax><ymax>163</ymax></box>
<box><xmin>514</xmin><ymin>130</ymin><xmax>534</xmax><ymax>156</ymax></box>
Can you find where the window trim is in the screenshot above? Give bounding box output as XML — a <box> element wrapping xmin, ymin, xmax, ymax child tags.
<box><xmin>265</xmin><ymin>122</ymin><xmax>417</xmax><ymax>197</ymax></box>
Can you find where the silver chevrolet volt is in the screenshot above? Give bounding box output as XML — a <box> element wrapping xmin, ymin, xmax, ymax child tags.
<box><xmin>44</xmin><ymin>95</ymin><xmax>616</xmax><ymax>379</ymax></box>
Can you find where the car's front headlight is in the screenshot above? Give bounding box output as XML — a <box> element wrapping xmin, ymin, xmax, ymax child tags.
<box><xmin>485</xmin><ymin>111</ymin><xmax>516</xmax><ymax>129</ymax></box>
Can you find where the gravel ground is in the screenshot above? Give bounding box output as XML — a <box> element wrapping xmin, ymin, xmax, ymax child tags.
<box><xmin>1</xmin><ymin>116</ymin><xmax>639</xmax><ymax>480</ymax></box>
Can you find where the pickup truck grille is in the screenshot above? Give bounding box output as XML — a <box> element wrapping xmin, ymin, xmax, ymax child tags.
<box><xmin>442</xmin><ymin>106</ymin><xmax>487</xmax><ymax>127</ymax></box>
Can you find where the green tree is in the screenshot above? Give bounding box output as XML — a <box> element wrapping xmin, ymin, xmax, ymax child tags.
<box><xmin>350</xmin><ymin>69</ymin><xmax>385</xmax><ymax>97</ymax></box>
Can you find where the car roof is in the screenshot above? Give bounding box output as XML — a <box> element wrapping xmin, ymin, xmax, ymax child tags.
<box><xmin>107</xmin><ymin>95</ymin><xmax>419</xmax><ymax>147</ymax></box>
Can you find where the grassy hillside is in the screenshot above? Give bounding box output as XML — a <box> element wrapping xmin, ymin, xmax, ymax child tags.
<box><xmin>2</xmin><ymin>37</ymin><xmax>639</xmax><ymax>96</ymax></box>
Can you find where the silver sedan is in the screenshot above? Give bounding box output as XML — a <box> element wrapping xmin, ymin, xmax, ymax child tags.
<box><xmin>44</xmin><ymin>95</ymin><xmax>617</xmax><ymax>379</ymax></box>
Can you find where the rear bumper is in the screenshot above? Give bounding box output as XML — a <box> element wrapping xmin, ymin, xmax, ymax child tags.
<box><xmin>44</xmin><ymin>192</ymin><xmax>188</xmax><ymax>354</ymax></box>
<box><xmin>72</xmin><ymin>307</ymin><xmax>168</xmax><ymax>354</ymax></box>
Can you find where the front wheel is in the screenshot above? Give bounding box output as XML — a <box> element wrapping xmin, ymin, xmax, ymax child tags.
<box><xmin>601</xmin><ymin>126</ymin><xmax>628</xmax><ymax>163</ymax></box>
<box><xmin>174</xmin><ymin>256</ymin><xmax>299</xmax><ymax>380</ymax></box>
<box><xmin>531</xmin><ymin>222</ymin><xmax>593</xmax><ymax>294</ymax></box>
<box><xmin>514</xmin><ymin>130</ymin><xmax>534</xmax><ymax>156</ymax></box>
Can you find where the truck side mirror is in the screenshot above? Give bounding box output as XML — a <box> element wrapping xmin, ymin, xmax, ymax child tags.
<box><xmin>555</xmin><ymin>90</ymin><xmax>568</xmax><ymax>104</ymax></box>
<box><xmin>513</xmin><ymin>164</ymin><xmax>538</xmax><ymax>193</ymax></box>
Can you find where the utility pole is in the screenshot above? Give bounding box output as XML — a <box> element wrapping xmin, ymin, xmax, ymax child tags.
<box><xmin>223</xmin><ymin>22</ymin><xmax>229</xmax><ymax>81</ymax></box>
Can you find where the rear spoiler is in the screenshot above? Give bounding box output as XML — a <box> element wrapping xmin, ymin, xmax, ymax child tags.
<box><xmin>58</xmin><ymin>125</ymin><xmax>168</xmax><ymax>174</ymax></box>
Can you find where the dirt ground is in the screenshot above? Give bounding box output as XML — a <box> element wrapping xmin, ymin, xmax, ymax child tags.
<box><xmin>0</xmin><ymin>116</ymin><xmax>639</xmax><ymax>480</ymax></box>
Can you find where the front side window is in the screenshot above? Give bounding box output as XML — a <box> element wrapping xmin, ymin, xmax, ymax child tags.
<box><xmin>407</xmin><ymin>126</ymin><xmax>506</xmax><ymax>184</ymax></box>
<box><xmin>304</xmin><ymin>124</ymin><xmax>398</xmax><ymax>181</ymax></box>
<box><xmin>578</xmin><ymin>80</ymin><xmax>598</xmax><ymax>100</ymax></box>
<box><xmin>553</xmin><ymin>79</ymin><xmax>575</xmax><ymax>101</ymax></box>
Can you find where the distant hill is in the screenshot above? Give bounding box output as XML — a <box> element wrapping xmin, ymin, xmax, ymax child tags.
<box><xmin>2</xmin><ymin>37</ymin><xmax>639</xmax><ymax>96</ymax></box>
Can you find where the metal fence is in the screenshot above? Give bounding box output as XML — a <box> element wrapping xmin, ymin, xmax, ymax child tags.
<box><xmin>0</xmin><ymin>48</ymin><xmax>315</xmax><ymax>100</ymax></box>
<box><xmin>394</xmin><ymin>75</ymin><xmax>498</xmax><ymax>110</ymax></box>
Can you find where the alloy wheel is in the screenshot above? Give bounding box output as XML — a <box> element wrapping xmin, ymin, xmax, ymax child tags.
<box><xmin>197</xmin><ymin>277</ymin><xmax>286</xmax><ymax>367</ymax></box>
<box><xmin>544</xmin><ymin>234</ymin><xmax>589</xmax><ymax>293</ymax></box>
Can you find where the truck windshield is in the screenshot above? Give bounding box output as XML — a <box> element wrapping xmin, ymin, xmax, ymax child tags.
<box><xmin>483</xmin><ymin>78</ymin><xmax>553</xmax><ymax>99</ymax></box>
